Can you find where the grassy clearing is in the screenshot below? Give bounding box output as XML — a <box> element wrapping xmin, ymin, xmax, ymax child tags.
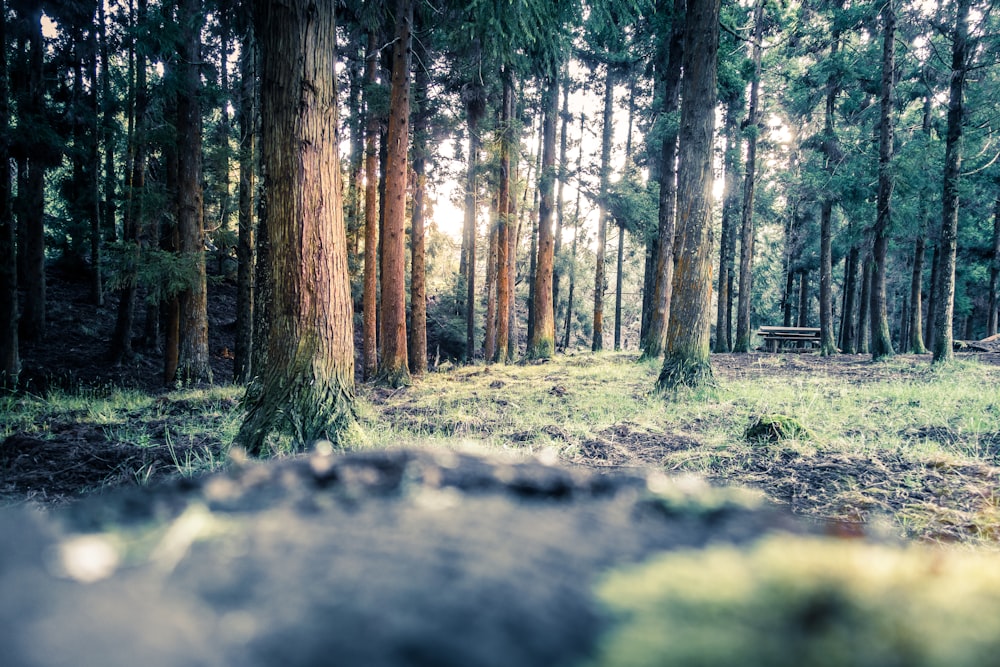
<box><xmin>3</xmin><ymin>352</ymin><xmax>1000</xmax><ymax>541</ymax></box>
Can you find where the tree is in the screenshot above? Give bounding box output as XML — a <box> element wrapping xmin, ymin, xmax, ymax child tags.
<box><xmin>932</xmin><ymin>0</ymin><xmax>973</xmax><ymax>363</ymax></box>
<box><xmin>234</xmin><ymin>10</ymin><xmax>256</xmax><ymax>383</ymax></box>
<box><xmin>0</xmin><ymin>0</ymin><xmax>18</xmax><ymax>388</ymax></box>
<box><xmin>175</xmin><ymin>0</ymin><xmax>211</xmax><ymax>384</ymax></box>
<box><xmin>640</xmin><ymin>0</ymin><xmax>684</xmax><ymax>360</ymax></box>
<box><xmin>870</xmin><ymin>0</ymin><xmax>896</xmax><ymax>361</ymax></box>
<box><xmin>528</xmin><ymin>75</ymin><xmax>559</xmax><ymax>358</ymax></box>
<box><xmin>409</xmin><ymin>26</ymin><xmax>430</xmax><ymax>375</ymax></box>
<box><xmin>18</xmin><ymin>4</ymin><xmax>46</xmax><ymax>342</ymax></box>
<box><xmin>378</xmin><ymin>0</ymin><xmax>413</xmax><ymax>386</ymax></box>
<box><xmin>989</xmin><ymin>196</ymin><xmax>1000</xmax><ymax>337</ymax></box>
<box><xmin>362</xmin><ymin>26</ymin><xmax>380</xmax><ymax>380</ymax></box>
<box><xmin>732</xmin><ymin>0</ymin><xmax>765</xmax><ymax>354</ymax></box>
<box><xmin>239</xmin><ymin>0</ymin><xmax>355</xmax><ymax>453</ymax></box>
<box><xmin>656</xmin><ymin>0</ymin><xmax>720</xmax><ymax>390</ymax></box>
<box><xmin>593</xmin><ymin>64</ymin><xmax>614</xmax><ymax>352</ymax></box>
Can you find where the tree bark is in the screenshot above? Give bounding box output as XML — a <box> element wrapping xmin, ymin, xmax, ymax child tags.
<box><xmin>870</xmin><ymin>0</ymin><xmax>896</xmax><ymax>361</ymax></box>
<box><xmin>714</xmin><ymin>99</ymin><xmax>741</xmax><ymax>353</ymax></box>
<box><xmin>989</xmin><ymin>196</ymin><xmax>1000</xmax><ymax>337</ymax></box>
<box><xmin>0</xmin><ymin>0</ymin><xmax>18</xmax><ymax>388</ymax></box>
<box><xmin>494</xmin><ymin>69</ymin><xmax>514</xmax><ymax>364</ymax></box>
<box><xmin>463</xmin><ymin>103</ymin><xmax>482</xmax><ymax>361</ymax></box>
<box><xmin>932</xmin><ymin>0</ymin><xmax>971</xmax><ymax>364</ymax></box>
<box><xmin>733</xmin><ymin>0</ymin><xmax>765</xmax><ymax>353</ymax></box>
<box><xmin>839</xmin><ymin>245</ymin><xmax>858</xmax><ymax>353</ymax></box>
<box><xmin>409</xmin><ymin>38</ymin><xmax>429</xmax><ymax>376</ymax></box>
<box><xmin>563</xmin><ymin>113</ymin><xmax>585</xmax><ymax>350</ymax></box>
<box><xmin>528</xmin><ymin>75</ymin><xmax>559</xmax><ymax>359</ymax></box>
<box><xmin>20</xmin><ymin>7</ymin><xmax>45</xmax><ymax>343</ymax></box>
<box><xmin>641</xmin><ymin>0</ymin><xmax>684</xmax><ymax>360</ymax></box>
<box><xmin>818</xmin><ymin>22</ymin><xmax>842</xmax><ymax>356</ymax></box>
<box><xmin>797</xmin><ymin>269</ymin><xmax>809</xmax><ymax>328</ymax></box>
<box><xmin>858</xmin><ymin>255</ymin><xmax>872</xmax><ymax>354</ymax></box>
<box><xmin>175</xmin><ymin>0</ymin><xmax>212</xmax><ymax>384</ymax></box>
<box><xmin>239</xmin><ymin>0</ymin><xmax>355</xmax><ymax>454</ymax></box>
<box><xmin>592</xmin><ymin>65</ymin><xmax>614</xmax><ymax>352</ymax></box>
<box><xmin>362</xmin><ymin>29</ymin><xmax>380</xmax><ymax>380</ymax></box>
<box><xmin>553</xmin><ymin>65</ymin><xmax>570</xmax><ymax>333</ymax></box>
<box><xmin>234</xmin><ymin>11</ymin><xmax>256</xmax><ymax>383</ymax></box>
<box><xmin>99</xmin><ymin>0</ymin><xmax>117</xmax><ymax>244</ymax></box>
<box><xmin>657</xmin><ymin>0</ymin><xmax>721</xmax><ymax>390</ymax></box>
<box><xmin>111</xmin><ymin>0</ymin><xmax>147</xmax><ymax>365</ymax></box>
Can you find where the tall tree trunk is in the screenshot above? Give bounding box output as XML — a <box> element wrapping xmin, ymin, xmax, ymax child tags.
<box><xmin>494</xmin><ymin>69</ymin><xmax>513</xmax><ymax>364</ymax></box>
<box><xmin>818</xmin><ymin>22</ymin><xmax>842</xmax><ymax>356</ymax></box>
<box><xmin>362</xmin><ymin>30</ymin><xmax>380</xmax><ymax>379</ymax></box>
<box><xmin>409</xmin><ymin>37</ymin><xmax>429</xmax><ymax>376</ymax></box>
<box><xmin>175</xmin><ymin>0</ymin><xmax>212</xmax><ymax>384</ymax></box>
<box><xmin>87</xmin><ymin>21</ymin><xmax>103</xmax><ymax>306</ymax></box>
<box><xmin>111</xmin><ymin>0</ymin><xmax>148</xmax><ymax>364</ymax></box>
<box><xmin>871</xmin><ymin>0</ymin><xmax>896</xmax><ymax>361</ymax></box>
<box><xmin>657</xmin><ymin>0</ymin><xmax>721</xmax><ymax>390</ymax></box>
<box><xmin>613</xmin><ymin>76</ymin><xmax>636</xmax><ymax>351</ymax></box>
<box><xmin>463</xmin><ymin>102</ymin><xmax>482</xmax><ymax>361</ymax></box>
<box><xmin>858</xmin><ymin>255</ymin><xmax>872</xmax><ymax>354</ymax></box>
<box><xmin>563</xmin><ymin>113</ymin><xmax>584</xmax><ymax>350</ymax></box>
<box><xmin>553</xmin><ymin>64</ymin><xmax>570</xmax><ymax>332</ymax></box>
<box><xmin>733</xmin><ymin>0</ymin><xmax>765</xmax><ymax>353</ymax></box>
<box><xmin>839</xmin><ymin>245</ymin><xmax>858</xmax><ymax>353</ymax></box>
<box><xmin>99</xmin><ymin>0</ymin><xmax>117</xmax><ymax>243</ymax></box>
<box><xmin>714</xmin><ymin>99</ymin><xmax>741</xmax><ymax>353</ymax></box>
<box><xmin>484</xmin><ymin>203</ymin><xmax>498</xmax><ymax>360</ymax></box>
<box><xmin>640</xmin><ymin>0</ymin><xmax>684</xmax><ymax>360</ymax></box>
<box><xmin>20</xmin><ymin>7</ymin><xmax>45</xmax><ymax>342</ymax></box>
<box><xmin>933</xmin><ymin>0</ymin><xmax>972</xmax><ymax>363</ymax></box>
<box><xmin>239</xmin><ymin>0</ymin><xmax>355</xmax><ymax>453</ymax></box>
<box><xmin>528</xmin><ymin>75</ymin><xmax>559</xmax><ymax>359</ymax></box>
<box><xmin>234</xmin><ymin>12</ymin><xmax>256</xmax><ymax>383</ymax></box>
<box><xmin>593</xmin><ymin>64</ymin><xmax>615</xmax><ymax>352</ymax></box>
<box><xmin>526</xmin><ymin>115</ymin><xmax>541</xmax><ymax>347</ymax></box>
<box><xmin>0</xmin><ymin>0</ymin><xmax>18</xmax><ymax>387</ymax></box>
<box><xmin>378</xmin><ymin>0</ymin><xmax>413</xmax><ymax>386</ymax></box>
<box><xmin>989</xmin><ymin>196</ymin><xmax>1000</xmax><ymax>337</ymax></box>
<box><xmin>908</xmin><ymin>91</ymin><xmax>933</xmax><ymax>354</ymax></box>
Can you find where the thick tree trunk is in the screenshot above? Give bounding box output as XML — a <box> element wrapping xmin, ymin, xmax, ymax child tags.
<box><xmin>111</xmin><ymin>0</ymin><xmax>147</xmax><ymax>365</ymax></box>
<box><xmin>234</xmin><ymin>16</ymin><xmax>256</xmax><ymax>383</ymax></box>
<box><xmin>239</xmin><ymin>0</ymin><xmax>355</xmax><ymax>454</ymax></box>
<box><xmin>818</xmin><ymin>26</ymin><xmax>842</xmax><ymax>356</ymax></box>
<box><xmin>528</xmin><ymin>75</ymin><xmax>559</xmax><ymax>359</ymax></box>
<box><xmin>563</xmin><ymin>113</ymin><xmax>585</xmax><ymax>350</ymax></box>
<box><xmin>175</xmin><ymin>0</ymin><xmax>211</xmax><ymax>384</ymax></box>
<box><xmin>409</xmin><ymin>41</ymin><xmax>429</xmax><ymax>376</ymax></box>
<box><xmin>20</xmin><ymin>7</ymin><xmax>45</xmax><ymax>343</ymax></box>
<box><xmin>593</xmin><ymin>65</ymin><xmax>614</xmax><ymax>352</ymax></box>
<box><xmin>640</xmin><ymin>0</ymin><xmax>684</xmax><ymax>360</ymax></box>
<box><xmin>0</xmin><ymin>0</ymin><xmax>18</xmax><ymax>387</ymax></box>
<box><xmin>870</xmin><ymin>0</ymin><xmax>896</xmax><ymax>361</ymax></box>
<box><xmin>378</xmin><ymin>0</ymin><xmax>413</xmax><ymax>386</ymax></box>
<box><xmin>714</xmin><ymin>100</ymin><xmax>741</xmax><ymax>353</ymax></box>
<box><xmin>362</xmin><ymin>30</ymin><xmax>380</xmax><ymax>380</ymax></box>
<box><xmin>657</xmin><ymin>0</ymin><xmax>721</xmax><ymax>390</ymax></box>
<box><xmin>733</xmin><ymin>0</ymin><xmax>765</xmax><ymax>353</ymax></box>
<box><xmin>463</xmin><ymin>107</ymin><xmax>481</xmax><ymax>361</ymax></box>
<box><xmin>932</xmin><ymin>0</ymin><xmax>970</xmax><ymax>365</ymax></box>
<box><xmin>553</xmin><ymin>66</ymin><xmax>570</xmax><ymax>332</ymax></box>
<box><xmin>494</xmin><ymin>70</ymin><xmax>514</xmax><ymax>364</ymax></box>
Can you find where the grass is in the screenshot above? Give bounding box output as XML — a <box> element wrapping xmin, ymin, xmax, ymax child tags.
<box><xmin>3</xmin><ymin>352</ymin><xmax>1000</xmax><ymax>541</ymax></box>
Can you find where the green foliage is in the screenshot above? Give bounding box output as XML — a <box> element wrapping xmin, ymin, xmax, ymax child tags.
<box><xmin>589</xmin><ymin>536</ymin><xmax>1000</xmax><ymax>667</ymax></box>
<box><xmin>105</xmin><ymin>243</ymin><xmax>206</xmax><ymax>305</ymax></box>
<box><xmin>605</xmin><ymin>168</ymin><xmax>658</xmax><ymax>239</ymax></box>
<box><xmin>744</xmin><ymin>414</ymin><xmax>813</xmax><ymax>443</ymax></box>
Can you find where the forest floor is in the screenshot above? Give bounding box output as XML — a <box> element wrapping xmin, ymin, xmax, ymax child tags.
<box><xmin>3</xmin><ymin>266</ymin><xmax>1000</xmax><ymax>546</ymax></box>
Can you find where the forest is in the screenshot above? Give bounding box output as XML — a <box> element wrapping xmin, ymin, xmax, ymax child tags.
<box><xmin>4</xmin><ymin>0</ymin><xmax>1000</xmax><ymax>663</ymax></box>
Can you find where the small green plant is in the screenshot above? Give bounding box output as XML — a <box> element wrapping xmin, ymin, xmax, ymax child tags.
<box><xmin>744</xmin><ymin>414</ymin><xmax>813</xmax><ymax>443</ymax></box>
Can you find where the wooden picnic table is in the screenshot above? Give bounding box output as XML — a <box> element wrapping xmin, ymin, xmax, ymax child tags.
<box><xmin>757</xmin><ymin>326</ymin><xmax>822</xmax><ymax>352</ymax></box>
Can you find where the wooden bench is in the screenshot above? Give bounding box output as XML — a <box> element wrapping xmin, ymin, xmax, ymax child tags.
<box><xmin>757</xmin><ymin>326</ymin><xmax>821</xmax><ymax>352</ymax></box>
